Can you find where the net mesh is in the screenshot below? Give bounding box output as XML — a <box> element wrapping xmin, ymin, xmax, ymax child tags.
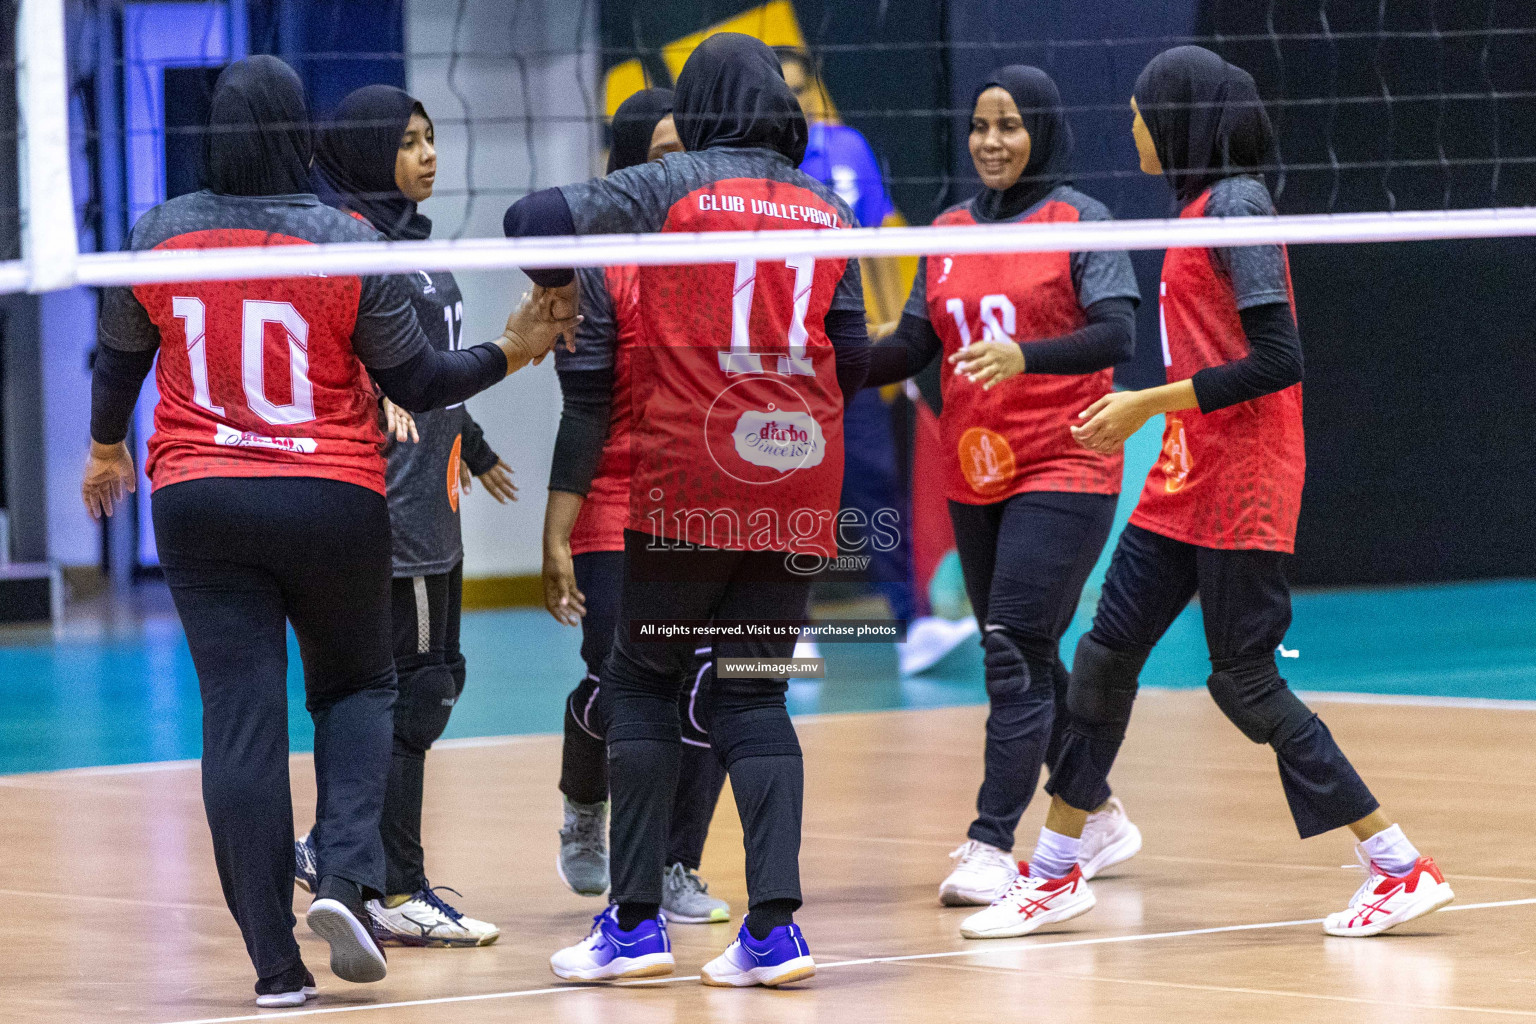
<box><xmin>6</xmin><ymin>0</ymin><xmax>1535</xmax><ymax>296</ymax></box>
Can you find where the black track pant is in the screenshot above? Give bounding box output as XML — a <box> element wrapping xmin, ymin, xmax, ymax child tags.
<box><xmin>603</xmin><ymin>531</ymin><xmax>808</xmax><ymax>911</ymax></box>
<box><xmin>949</xmin><ymin>491</ymin><xmax>1118</xmax><ymax>851</ymax></box>
<box><xmin>379</xmin><ymin>563</ymin><xmax>465</xmax><ymax>896</ymax></box>
<box><xmin>153</xmin><ymin>477</ymin><xmax>396</xmax><ymax>990</ymax></box>
<box><xmin>1047</xmin><ymin>524</ymin><xmax>1379</xmax><ymax>838</ymax></box>
<box><xmin>560</xmin><ymin>550</ymin><xmax>727</xmax><ymax>870</ymax></box>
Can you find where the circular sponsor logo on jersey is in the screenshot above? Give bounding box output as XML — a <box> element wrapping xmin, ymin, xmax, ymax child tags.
<box><xmin>958</xmin><ymin>426</ymin><xmax>1016</xmax><ymax>497</ymax></box>
<box><xmin>704</xmin><ymin>376</ymin><xmax>826</xmax><ymax>485</ymax></box>
<box><xmin>447</xmin><ymin>433</ymin><xmax>463</xmax><ymax>512</ymax></box>
<box><xmin>1160</xmin><ymin>417</ymin><xmax>1192</xmax><ymax>493</ymax></box>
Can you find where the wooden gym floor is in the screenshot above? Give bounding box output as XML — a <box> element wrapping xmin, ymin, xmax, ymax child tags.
<box><xmin>2</xmin><ymin>690</ymin><xmax>1533</xmax><ymax>1024</ymax></box>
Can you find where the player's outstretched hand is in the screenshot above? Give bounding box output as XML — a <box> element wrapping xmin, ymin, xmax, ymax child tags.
<box><xmin>950</xmin><ymin>340</ymin><xmax>1025</xmax><ymax>390</ymax></box>
<box><xmin>81</xmin><ymin>440</ymin><xmax>137</xmax><ymax>520</ymax></box>
<box><xmin>382</xmin><ymin>398</ymin><xmax>419</xmax><ymax>443</ymax></box>
<box><xmin>1071</xmin><ymin>391</ymin><xmax>1149</xmax><ymax>454</ymax></box>
<box><xmin>476</xmin><ymin>459</ymin><xmax>518</xmax><ymax>504</ymax></box>
<box><xmin>498</xmin><ymin>280</ymin><xmax>582</xmax><ymax>373</ymax></box>
<box><xmin>542</xmin><ymin>540</ymin><xmax>586</xmax><ymax>626</ymax></box>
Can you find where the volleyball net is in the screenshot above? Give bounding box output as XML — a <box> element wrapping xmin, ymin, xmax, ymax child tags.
<box><xmin>5</xmin><ymin>0</ymin><xmax>1536</xmax><ymax>297</ymax></box>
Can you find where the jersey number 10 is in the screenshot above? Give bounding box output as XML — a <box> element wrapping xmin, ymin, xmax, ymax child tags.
<box><xmin>173</xmin><ymin>296</ymin><xmax>316</xmax><ymax>426</ymax></box>
<box><xmin>718</xmin><ymin>257</ymin><xmax>816</xmax><ymax>377</ymax></box>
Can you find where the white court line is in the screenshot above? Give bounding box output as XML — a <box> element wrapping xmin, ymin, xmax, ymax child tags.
<box><xmin>1296</xmin><ymin>691</ymin><xmax>1536</xmax><ymax>712</ymax></box>
<box><xmin>799</xmin><ymin>832</ymin><xmax>1536</xmax><ymax>885</ymax></box>
<box><xmin>0</xmin><ymin>887</ymin><xmax>225</xmax><ymax>913</ymax></box>
<box><xmin>152</xmin><ymin>897</ymin><xmax>1536</xmax><ymax>1024</ymax></box>
<box><xmin>7</xmin><ymin>690</ymin><xmax>1536</xmax><ymax>784</ymax></box>
<box><xmin>914</xmin><ymin>958</ymin><xmax>1536</xmax><ymax>1018</ymax></box>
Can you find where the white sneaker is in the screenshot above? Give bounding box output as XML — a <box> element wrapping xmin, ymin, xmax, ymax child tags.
<box><xmin>959</xmin><ymin>865</ymin><xmax>1096</xmax><ymax>939</ymax></box>
<box><xmin>898</xmin><ymin>616</ymin><xmax>979</xmax><ymax>675</ymax></box>
<box><xmin>940</xmin><ymin>839</ymin><xmax>1020</xmax><ymax>906</ymax></box>
<box><xmin>1323</xmin><ymin>850</ymin><xmax>1455</xmax><ymax>937</ymax></box>
<box><xmin>1077</xmin><ymin>796</ymin><xmax>1143</xmax><ymax>880</ymax></box>
<box><xmin>367</xmin><ymin>886</ymin><xmax>500</xmax><ymax>947</ymax></box>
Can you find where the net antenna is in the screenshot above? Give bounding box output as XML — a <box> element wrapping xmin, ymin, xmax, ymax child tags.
<box><xmin>14</xmin><ymin>0</ymin><xmax>77</xmax><ymax>293</ymax></box>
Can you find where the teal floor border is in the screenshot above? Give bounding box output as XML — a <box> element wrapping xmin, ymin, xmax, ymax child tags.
<box><xmin>1</xmin><ymin>577</ymin><xmax>1533</xmax><ymax>776</ymax></box>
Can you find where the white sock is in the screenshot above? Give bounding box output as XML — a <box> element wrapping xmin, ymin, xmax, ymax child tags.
<box><xmin>1028</xmin><ymin>828</ymin><xmax>1081</xmax><ymax>880</ymax></box>
<box><xmin>1360</xmin><ymin>823</ymin><xmax>1420</xmax><ymax>875</ymax></box>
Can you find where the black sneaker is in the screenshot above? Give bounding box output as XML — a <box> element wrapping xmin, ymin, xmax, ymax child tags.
<box><xmin>307</xmin><ymin>876</ymin><xmax>388</xmax><ymax>983</ymax></box>
<box><xmin>255</xmin><ymin>965</ymin><xmax>317</xmax><ymax>1007</ymax></box>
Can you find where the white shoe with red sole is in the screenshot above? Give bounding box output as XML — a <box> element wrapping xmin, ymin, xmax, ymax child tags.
<box><xmin>1323</xmin><ymin>853</ymin><xmax>1455</xmax><ymax>937</ymax></box>
<box><xmin>959</xmin><ymin>864</ymin><xmax>1096</xmax><ymax>939</ymax></box>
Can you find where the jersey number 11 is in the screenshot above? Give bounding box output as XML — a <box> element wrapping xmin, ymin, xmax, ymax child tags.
<box><xmin>718</xmin><ymin>257</ymin><xmax>816</xmax><ymax>377</ymax></box>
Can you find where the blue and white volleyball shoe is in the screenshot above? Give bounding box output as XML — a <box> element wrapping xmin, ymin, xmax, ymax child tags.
<box><xmin>701</xmin><ymin>920</ymin><xmax>816</xmax><ymax>987</ymax></box>
<box><xmin>550</xmin><ymin>906</ymin><xmax>675</xmax><ymax>981</ymax></box>
<box><xmin>294</xmin><ymin>832</ymin><xmax>319</xmax><ymax>893</ymax></box>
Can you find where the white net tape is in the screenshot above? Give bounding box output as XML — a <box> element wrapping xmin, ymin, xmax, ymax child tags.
<box><xmin>8</xmin><ymin>0</ymin><xmax>1536</xmax><ymax>296</ymax></box>
<box><xmin>2</xmin><ymin>206</ymin><xmax>1531</xmax><ymax>294</ymax></box>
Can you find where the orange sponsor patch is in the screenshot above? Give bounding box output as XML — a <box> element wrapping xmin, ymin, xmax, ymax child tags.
<box><xmin>1161</xmin><ymin>417</ymin><xmax>1193</xmax><ymax>493</ymax></box>
<box><xmin>958</xmin><ymin>426</ymin><xmax>1017</xmax><ymax>497</ymax></box>
<box><xmin>447</xmin><ymin>433</ymin><xmax>463</xmax><ymax>512</ymax></box>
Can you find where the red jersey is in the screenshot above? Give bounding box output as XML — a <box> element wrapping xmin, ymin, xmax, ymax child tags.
<box><xmin>561</xmin><ymin>150</ymin><xmax>862</xmax><ymax>558</ymax></box>
<box><xmin>134</xmin><ymin>229</ymin><xmax>383</xmax><ymax>492</ymax></box>
<box><xmin>1130</xmin><ymin>187</ymin><xmax>1306</xmax><ymax>552</ymax></box>
<box><xmin>924</xmin><ymin>196</ymin><xmax>1126</xmax><ymax>503</ymax></box>
<box><xmin>101</xmin><ymin>193</ymin><xmax>430</xmax><ymax>496</ymax></box>
<box><xmin>569</xmin><ymin>264</ymin><xmax>638</xmax><ymax>556</ymax></box>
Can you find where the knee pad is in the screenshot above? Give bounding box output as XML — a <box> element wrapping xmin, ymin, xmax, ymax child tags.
<box><xmin>392</xmin><ymin>659</ymin><xmax>457</xmax><ymax>755</ymax></box>
<box><xmin>1065</xmin><ymin>633</ymin><xmax>1147</xmax><ymax>742</ymax></box>
<box><xmin>567</xmin><ymin>673</ymin><xmax>604</xmax><ymax>739</ymax></box>
<box><xmin>709</xmin><ymin>704</ymin><xmax>801</xmax><ymax>767</ymax></box>
<box><xmin>1206</xmin><ymin>661</ymin><xmax>1315</xmax><ymax>746</ymax></box>
<box><xmin>982</xmin><ymin>627</ymin><xmax>1044</xmax><ymax>706</ymax></box>
<box><xmin>679</xmin><ymin>656</ymin><xmax>714</xmax><ymax>748</ymax></box>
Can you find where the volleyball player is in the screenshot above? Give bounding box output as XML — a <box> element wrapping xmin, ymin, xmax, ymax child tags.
<box><xmin>505</xmin><ymin>34</ymin><xmax>867</xmax><ymax>986</ymax></box>
<box><xmin>863</xmin><ymin>67</ymin><xmax>1143</xmax><ymax>926</ymax></box>
<box><xmin>80</xmin><ymin>56</ymin><xmax>577</xmax><ymax>1006</ymax></box>
<box><xmin>544</xmin><ymin>87</ymin><xmax>731</xmax><ymax>925</ymax></box>
<box><xmin>289</xmin><ymin>84</ymin><xmax>507</xmax><ymax>947</ymax></box>
<box><xmin>989</xmin><ymin>45</ymin><xmax>1452</xmax><ymax>939</ymax></box>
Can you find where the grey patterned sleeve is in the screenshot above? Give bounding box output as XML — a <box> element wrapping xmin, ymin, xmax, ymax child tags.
<box><xmin>1064</xmin><ymin>192</ymin><xmax>1141</xmax><ymax>309</ymax></box>
<box><xmin>1205</xmin><ymin>176</ymin><xmax>1290</xmax><ymax>310</ymax></box>
<box><xmin>902</xmin><ymin>257</ymin><xmax>930</xmax><ymax>320</ymax></box>
<box><xmin>555</xmin><ymin>267</ymin><xmax>618</xmax><ymax>374</ymax></box>
<box><xmin>559</xmin><ymin>160</ymin><xmax>674</xmax><ymax>236</ymax></box>
<box><xmin>97</xmin><ymin>223</ymin><xmax>162</xmax><ymax>353</ymax></box>
<box><xmin>830</xmin><ymin>252</ymin><xmax>866</xmax><ymax>313</ymax></box>
<box><xmin>98</xmin><ymin>286</ymin><xmax>161</xmax><ymax>353</ymax></box>
<box><xmin>352</xmin><ymin>273</ymin><xmax>431</xmax><ymax>370</ymax></box>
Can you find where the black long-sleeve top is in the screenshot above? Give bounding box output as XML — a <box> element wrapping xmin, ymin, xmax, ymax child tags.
<box><xmin>865</xmin><ymin>297</ymin><xmax>1137</xmax><ymax>389</ymax></box>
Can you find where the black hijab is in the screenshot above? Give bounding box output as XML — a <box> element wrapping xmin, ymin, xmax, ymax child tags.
<box><xmin>314</xmin><ymin>84</ymin><xmax>432</xmax><ymax>241</ymax></box>
<box><xmin>673</xmin><ymin>33</ymin><xmax>807</xmax><ymax>164</ymax></box>
<box><xmin>972</xmin><ymin>65</ymin><xmax>1075</xmax><ymax>221</ymax></box>
<box><xmin>202</xmin><ymin>55</ymin><xmax>312</xmax><ymax>197</ymax></box>
<box><xmin>1133</xmin><ymin>45</ymin><xmax>1277</xmax><ymax>203</ymax></box>
<box><xmin>608</xmin><ymin>88</ymin><xmax>675</xmax><ymax>174</ymax></box>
